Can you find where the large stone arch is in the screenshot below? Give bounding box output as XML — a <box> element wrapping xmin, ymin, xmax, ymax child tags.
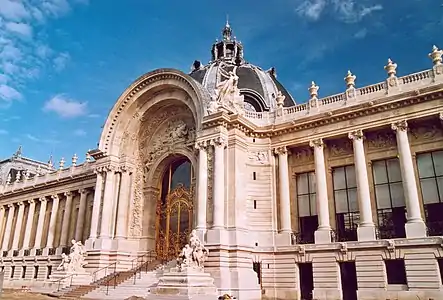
<box><xmin>98</xmin><ymin>68</ymin><xmax>211</xmax><ymax>158</ymax></box>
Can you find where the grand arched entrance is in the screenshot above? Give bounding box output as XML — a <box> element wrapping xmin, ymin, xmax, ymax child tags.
<box><xmin>156</xmin><ymin>157</ymin><xmax>194</xmax><ymax>261</ymax></box>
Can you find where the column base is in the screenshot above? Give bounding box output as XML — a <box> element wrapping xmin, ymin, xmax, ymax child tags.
<box><xmin>405</xmin><ymin>221</ymin><xmax>427</xmax><ymax>238</ymax></box>
<box><xmin>275</xmin><ymin>232</ymin><xmax>292</xmax><ymax>246</ymax></box>
<box><xmin>88</xmin><ymin>237</ymin><xmax>114</xmax><ymax>250</ymax></box>
<box><xmin>206</xmin><ymin>228</ymin><xmax>228</xmax><ymax>245</ymax></box>
<box><xmin>357</xmin><ymin>225</ymin><xmax>376</xmax><ymax>241</ymax></box>
<box><xmin>194</xmin><ymin>228</ymin><xmax>207</xmax><ymax>244</ymax></box>
<box><xmin>315</xmin><ymin>229</ymin><xmax>331</xmax><ymax>244</ymax></box>
<box><xmin>84</xmin><ymin>238</ymin><xmax>96</xmax><ymax>250</ymax></box>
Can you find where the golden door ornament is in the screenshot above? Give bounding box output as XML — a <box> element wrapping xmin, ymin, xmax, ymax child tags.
<box><xmin>156</xmin><ymin>183</ymin><xmax>193</xmax><ymax>261</ymax></box>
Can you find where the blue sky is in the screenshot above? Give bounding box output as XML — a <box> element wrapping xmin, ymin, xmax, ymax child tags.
<box><xmin>0</xmin><ymin>0</ymin><xmax>442</xmax><ymax>165</ymax></box>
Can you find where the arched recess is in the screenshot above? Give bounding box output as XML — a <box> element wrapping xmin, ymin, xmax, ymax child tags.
<box><xmin>98</xmin><ymin>68</ymin><xmax>211</xmax><ymax>158</ymax></box>
<box><xmin>240</xmin><ymin>88</ymin><xmax>267</xmax><ymax>112</ymax></box>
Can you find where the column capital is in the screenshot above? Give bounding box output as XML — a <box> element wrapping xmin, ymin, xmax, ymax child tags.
<box><xmin>104</xmin><ymin>164</ymin><xmax>117</xmax><ymax>173</ymax></box>
<box><xmin>195</xmin><ymin>140</ymin><xmax>209</xmax><ymax>151</ymax></box>
<box><xmin>7</xmin><ymin>203</ymin><xmax>14</xmax><ymax>208</ymax></box>
<box><xmin>64</xmin><ymin>191</ymin><xmax>73</xmax><ymax>197</ymax></box>
<box><xmin>274</xmin><ymin>146</ymin><xmax>289</xmax><ymax>156</ymax></box>
<box><xmin>51</xmin><ymin>194</ymin><xmax>59</xmax><ymax>201</ymax></box>
<box><xmin>39</xmin><ymin>197</ymin><xmax>47</xmax><ymax>203</ymax></box>
<box><xmin>309</xmin><ymin>138</ymin><xmax>324</xmax><ymax>149</ymax></box>
<box><xmin>79</xmin><ymin>188</ymin><xmax>90</xmax><ymax>195</ymax></box>
<box><xmin>28</xmin><ymin>199</ymin><xmax>35</xmax><ymax>205</ymax></box>
<box><xmin>0</xmin><ymin>206</ymin><xmax>4</xmax><ymax>211</ymax></box>
<box><xmin>119</xmin><ymin>165</ymin><xmax>133</xmax><ymax>173</ymax></box>
<box><xmin>94</xmin><ymin>166</ymin><xmax>105</xmax><ymax>175</ymax></box>
<box><xmin>348</xmin><ymin>129</ymin><xmax>364</xmax><ymax>141</ymax></box>
<box><xmin>391</xmin><ymin>120</ymin><xmax>408</xmax><ymax>132</ymax></box>
<box><xmin>17</xmin><ymin>201</ymin><xmax>24</xmax><ymax>206</ymax></box>
<box><xmin>210</xmin><ymin>136</ymin><xmax>227</xmax><ymax>148</ymax></box>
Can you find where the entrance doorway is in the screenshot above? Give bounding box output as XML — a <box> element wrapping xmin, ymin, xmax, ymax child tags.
<box><xmin>339</xmin><ymin>261</ymin><xmax>357</xmax><ymax>300</ymax></box>
<box><xmin>156</xmin><ymin>158</ymin><xmax>194</xmax><ymax>261</ymax></box>
<box><xmin>299</xmin><ymin>262</ymin><xmax>313</xmax><ymax>300</ymax></box>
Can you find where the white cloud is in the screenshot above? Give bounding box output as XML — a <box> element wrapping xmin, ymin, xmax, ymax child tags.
<box><xmin>0</xmin><ymin>129</ymin><xmax>8</xmax><ymax>135</ymax></box>
<box><xmin>53</xmin><ymin>52</ymin><xmax>70</xmax><ymax>71</ymax></box>
<box><xmin>0</xmin><ymin>74</ymin><xmax>8</xmax><ymax>83</ymax></box>
<box><xmin>0</xmin><ymin>84</ymin><xmax>22</xmax><ymax>101</ymax></box>
<box><xmin>295</xmin><ymin>0</ymin><xmax>382</xmax><ymax>22</ymax></box>
<box><xmin>43</xmin><ymin>94</ymin><xmax>88</xmax><ymax>118</ymax></box>
<box><xmin>0</xmin><ymin>0</ymin><xmax>31</xmax><ymax>21</ymax></box>
<box><xmin>25</xmin><ymin>133</ymin><xmax>60</xmax><ymax>144</ymax></box>
<box><xmin>5</xmin><ymin>22</ymin><xmax>33</xmax><ymax>38</ymax></box>
<box><xmin>73</xmin><ymin>129</ymin><xmax>86</xmax><ymax>136</ymax></box>
<box><xmin>0</xmin><ymin>44</ymin><xmax>23</xmax><ymax>61</ymax></box>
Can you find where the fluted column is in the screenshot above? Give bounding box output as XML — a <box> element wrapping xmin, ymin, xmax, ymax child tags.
<box><xmin>46</xmin><ymin>195</ymin><xmax>60</xmax><ymax>249</ymax></box>
<box><xmin>75</xmin><ymin>189</ymin><xmax>89</xmax><ymax>241</ymax></box>
<box><xmin>89</xmin><ymin>167</ymin><xmax>104</xmax><ymax>240</ymax></box>
<box><xmin>11</xmin><ymin>202</ymin><xmax>25</xmax><ymax>250</ymax></box>
<box><xmin>2</xmin><ymin>204</ymin><xmax>15</xmax><ymax>251</ymax></box>
<box><xmin>392</xmin><ymin>120</ymin><xmax>426</xmax><ymax>238</ymax></box>
<box><xmin>195</xmin><ymin>141</ymin><xmax>208</xmax><ymax>230</ymax></box>
<box><xmin>0</xmin><ymin>207</ymin><xmax>5</xmax><ymax>247</ymax></box>
<box><xmin>115</xmin><ymin>166</ymin><xmax>132</xmax><ymax>238</ymax></box>
<box><xmin>33</xmin><ymin>197</ymin><xmax>47</xmax><ymax>250</ymax></box>
<box><xmin>349</xmin><ymin>130</ymin><xmax>376</xmax><ymax>241</ymax></box>
<box><xmin>309</xmin><ymin>138</ymin><xmax>331</xmax><ymax>244</ymax></box>
<box><xmin>59</xmin><ymin>191</ymin><xmax>74</xmax><ymax>246</ymax></box>
<box><xmin>275</xmin><ymin>146</ymin><xmax>292</xmax><ymax>233</ymax></box>
<box><xmin>22</xmin><ymin>200</ymin><xmax>36</xmax><ymax>250</ymax></box>
<box><xmin>211</xmin><ymin>137</ymin><xmax>227</xmax><ymax>229</ymax></box>
<box><xmin>100</xmin><ymin>166</ymin><xmax>116</xmax><ymax>238</ymax></box>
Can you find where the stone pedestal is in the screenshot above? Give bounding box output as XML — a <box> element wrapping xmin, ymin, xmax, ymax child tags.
<box><xmin>49</xmin><ymin>271</ymin><xmax>93</xmax><ymax>289</ymax></box>
<box><xmin>147</xmin><ymin>267</ymin><xmax>218</xmax><ymax>300</ymax></box>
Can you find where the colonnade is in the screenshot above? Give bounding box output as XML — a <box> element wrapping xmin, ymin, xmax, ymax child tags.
<box><xmin>0</xmin><ymin>188</ymin><xmax>91</xmax><ymax>256</ymax></box>
<box><xmin>274</xmin><ymin>120</ymin><xmax>426</xmax><ymax>243</ymax></box>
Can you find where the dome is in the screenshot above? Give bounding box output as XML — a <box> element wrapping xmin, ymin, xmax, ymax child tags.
<box><xmin>189</xmin><ymin>21</ymin><xmax>296</xmax><ymax>112</ymax></box>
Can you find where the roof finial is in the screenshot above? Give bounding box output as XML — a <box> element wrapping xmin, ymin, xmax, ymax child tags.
<box><xmin>14</xmin><ymin>145</ymin><xmax>22</xmax><ymax>158</ymax></box>
<box><xmin>222</xmin><ymin>16</ymin><xmax>232</xmax><ymax>41</ymax></box>
<box><xmin>226</xmin><ymin>14</ymin><xmax>230</xmax><ymax>27</ymax></box>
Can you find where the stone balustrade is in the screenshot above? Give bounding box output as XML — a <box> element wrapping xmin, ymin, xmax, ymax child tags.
<box><xmin>244</xmin><ymin>46</ymin><xmax>443</xmax><ymax>126</ymax></box>
<box><xmin>0</xmin><ymin>154</ymin><xmax>96</xmax><ymax>195</ymax></box>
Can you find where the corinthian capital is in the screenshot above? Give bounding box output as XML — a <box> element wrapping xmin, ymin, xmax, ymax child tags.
<box><xmin>51</xmin><ymin>195</ymin><xmax>59</xmax><ymax>201</ymax></box>
<box><xmin>64</xmin><ymin>191</ymin><xmax>73</xmax><ymax>198</ymax></box>
<box><xmin>348</xmin><ymin>129</ymin><xmax>364</xmax><ymax>141</ymax></box>
<box><xmin>309</xmin><ymin>138</ymin><xmax>324</xmax><ymax>149</ymax></box>
<box><xmin>119</xmin><ymin>165</ymin><xmax>133</xmax><ymax>173</ymax></box>
<box><xmin>210</xmin><ymin>136</ymin><xmax>227</xmax><ymax>148</ymax></box>
<box><xmin>274</xmin><ymin>146</ymin><xmax>288</xmax><ymax>156</ymax></box>
<box><xmin>195</xmin><ymin>140</ymin><xmax>209</xmax><ymax>151</ymax></box>
<box><xmin>39</xmin><ymin>197</ymin><xmax>47</xmax><ymax>203</ymax></box>
<box><xmin>391</xmin><ymin>120</ymin><xmax>408</xmax><ymax>132</ymax></box>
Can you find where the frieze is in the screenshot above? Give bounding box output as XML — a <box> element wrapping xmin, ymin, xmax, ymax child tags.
<box><xmin>292</xmin><ymin>147</ymin><xmax>314</xmax><ymax>165</ymax></box>
<box><xmin>366</xmin><ymin>131</ymin><xmax>396</xmax><ymax>150</ymax></box>
<box><xmin>248</xmin><ymin>151</ymin><xmax>269</xmax><ymax>164</ymax></box>
<box><xmin>329</xmin><ymin>139</ymin><xmax>353</xmax><ymax>157</ymax></box>
<box><xmin>410</xmin><ymin>124</ymin><xmax>443</xmax><ymax>142</ymax></box>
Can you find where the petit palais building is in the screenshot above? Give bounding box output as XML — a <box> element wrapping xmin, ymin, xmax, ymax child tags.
<box><xmin>1</xmin><ymin>23</ymin><xmax>443</xmax><ymax>300</ymax></box>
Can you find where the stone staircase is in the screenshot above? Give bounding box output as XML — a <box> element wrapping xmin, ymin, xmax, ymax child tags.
<box><xmin>51</xmin><ymin>258</ymin><xmax>160</xmax><ymax>299</ymax></box>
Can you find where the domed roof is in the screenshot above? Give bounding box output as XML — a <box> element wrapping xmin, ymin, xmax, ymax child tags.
<box><xmin>189</xmin><ymin>21</ymin><xmax>295</xmax><ymax>112</ymax></box>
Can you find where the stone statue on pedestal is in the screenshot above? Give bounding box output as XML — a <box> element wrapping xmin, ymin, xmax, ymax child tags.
<box><xmin>56</xmin><ymin>240</ymin><xmax>87</xmax><ymax>273</ymax></box>
<box><xmin>176</xmin><ymin>230</ymin><xmax>209</xmax><ymax>271</ymax></box>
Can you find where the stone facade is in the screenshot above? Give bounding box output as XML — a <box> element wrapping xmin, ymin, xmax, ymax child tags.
<box><xmin>0</xmin><ymin>25</ymin><xmax>443</xmax><ymax>300</ymax></box>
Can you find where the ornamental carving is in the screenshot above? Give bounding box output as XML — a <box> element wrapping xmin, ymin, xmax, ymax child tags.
<box><xmin>129</xmin><ymin>154</ymin><xmax>143</xmax><ymax>237</ymax></box>
<box><xmin>366</xmin><ymin>131</ymin><xmax>396</xmax><ymax>150</ymax></box>
<box><xmin>292</xmin><ymin>147</ymin><xmax>314</xmax><ymax>165</ymax></box>
<box><xmin>329</xmin><ymin>139</ymin><xmax>353</xmax><ymax>157</ymax></box>
<box><xmin>409</xmin><ymin>124</ymin><xmax>443</xmax><ymax>142</ymax></box>
<box><xmin>206</xmin><ymin>146</ymin><xmax>214</xmax><ymax>227</ymax></box>
<box><xmin>143</xmin><ymin>119</ymin><xmax>196</xmax><ymax>173</ymax></box>
<box><xmin>248</xmin><ymin>151</ymin><xmax>269</xmax><ymax>164</ymax></box>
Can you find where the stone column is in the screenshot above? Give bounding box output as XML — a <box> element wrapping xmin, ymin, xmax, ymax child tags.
<box><xmin>33</xmin><ymin>198</ymin><xmax>47</xmax><ymax>250</ymax></box>
<box><xmin>11</xmin><ymin>202</ymin><xmax>25</xmax><ymax>250</ymax></box>
<box><xmin>275</xmin><ymin>146</ymin><xmax>292</xmax><ymax>233</ymax></box>
<box><xmin>2</xmin><ymin>204</ymin><xmax>15</xmax><ymax>251</ymax></box>
<box><xmin>348</xmin><ymin>130</ymin><xmax>376</xmax><ymax>241</ymax></box>
<box><xmin>75</xmin><ymin>189</ymin><xmax>89</xmax><ymax>242</ymax></box>
<box><xmin>309</xmin><ymin>138</ymin><xmax>331</xmax><ymax>244</ymax></box>
<box><xmin>59</xmin><ymin>191</ymin><xmax>73</xmax><ymax>246</ymax></box>
<box><xmin>88</xmin><ymin>168</ymin><xmax>104</xmax><ymax>240</ymax></box>
<box><xmin>100</xmin><ymin>166</ymin><xmax>116</xmax><ymax>238</ymax></box>
<box><xmin>195</xmin><ymin>141</ymin><xmax>208</xmax><ymax>230</ymax></box>
<box><xmin>22</xmin><ymin>200</ymin><xmax>36</xmax><ymax>250</ymax></box>
<box><xmin>115</xmin><ymin>166</ymin><xmax>132</xmax><ymax>238</ymax></box>
<box><xmin>46</xmin><ymin>195</ymin><xmax>60</xmax><ymax>249</ymax></box>
<box><xmin>211</xmin><ymin>137</ymin><xmax>227</xmax><ymax>229</ymax></box>
<box><xmin>0</xmin><ymin>207</ymin><xmax>5</xmax><ymax>246</ymax></box>
<box><xmin>392</xmin><ymin>120</ymin><xmax>426</xmax><ymax>238</ymax></box>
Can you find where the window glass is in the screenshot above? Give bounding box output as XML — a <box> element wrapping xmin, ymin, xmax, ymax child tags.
<box><xmin>373</xmin><ymin>161</ymin><xmax>388</xmax><ymax>184</ymax></box>
<box><xmin>417</xmin><ymin>153</ymin><xmax>434</xmax><ymax>178</ymax></box>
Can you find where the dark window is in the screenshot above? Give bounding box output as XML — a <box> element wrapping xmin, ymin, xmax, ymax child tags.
<box><xmin>46</xmin><ymin>266</ymin><xmax>52</xmax><ymax>279</ymax></box>
<box><xmin>253</xmin><ymin>172</ymin><xmax>256</xmax><ymax>180</ymax></box>
<box><xmin>416</xmin><ymin>151</ymin><xmax>443</xmax><ymax>236</ymax></box>
<box><xmin>372</xmin><ymin>159</ymin><xmax>406</xmax><ymax>239</ymax></box>
<box><xmin>10</xmin><ymin>266</ymin><xmax>15</xmax><ymax>278</ymax></box>
<box><xmin>34</xmin><ymin>266</ymin><xmax>39</xmax><ymax>279</ymax></box>
<box><xmin>296</xmin><ymin>172</ymin><xmax>318</xmax><ymax>244</ymax></box>
<box><xmin>253</xmin><ymin>200</ymin><xmax>257</xmax><ymax>209</ymax></box>
<box><xmin>252</xmin><ymin>262</ymin><xmax>262</xmax><ymax>285</ymax></box>
<box><xmin>385</xmin><ymin>259</ymin><xmax>407</xmax><ymax>285</ymax></box>
<box><xmin>21</xmin><ymin>266</ymin><xmax>26</xmax><ymax>279</ymax></box>
<box><xmin>333</xmin><ymin>165</ymin><xmax>358</xmax><ymax>241</ymax></box>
